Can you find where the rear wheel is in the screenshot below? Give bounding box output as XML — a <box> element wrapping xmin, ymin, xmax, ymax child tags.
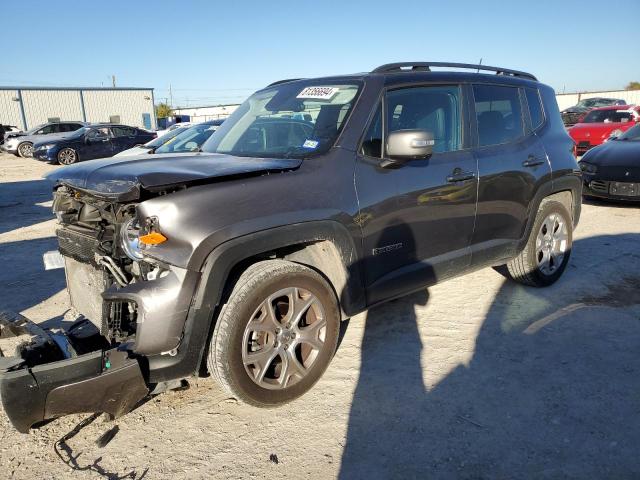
<box><xmin>57</xmin><ymin>148</ymin><xmax>78</xmax><ymax>165</ymax></box>
<box><xmin>502</xmin><ymin>201</ymin><xmax>573</xmax><ymax>287</ymax></box>
<box><xmin>17</xmin><ymin>142</ymin><xmax>33</xmax><ymax>158</ymax></box>
<box><xmin>207</xmin><ymin>260</ymin><xmax>340</xmax><ymax>406</ymax></box>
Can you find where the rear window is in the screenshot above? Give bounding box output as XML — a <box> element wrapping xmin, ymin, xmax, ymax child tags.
<box><xmin>473</xmin><ymin>85</ymin><xmax>524</xmax><ymax>147</ymax></box>
<box><xmin>525</xmin><ymin>88</ymin><xmax>544</xmax><ymax>130</ymax></box>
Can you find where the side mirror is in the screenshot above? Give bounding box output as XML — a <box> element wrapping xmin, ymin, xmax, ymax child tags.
<box><xmin>84</xmin><ymin>135</ymin><xmax>91</xmax><ymax>144</ymax></box>
<box><xmin>384</xmin><ymin>130</ymin><xmax>434</xmax><ymax>167</ymax></box>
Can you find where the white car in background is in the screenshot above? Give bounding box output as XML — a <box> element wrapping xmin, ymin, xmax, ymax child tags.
<box><xmin>114</xmin><ymin>124</ymin><xmax>190</xmax><ymax>157</ymax></box>
<box><xmin>154</xmin><ymin>121</ymin><xmax>194</xmax><ymax>138</ymax></box>
<box><xmin>115</xmin><ymin>119</ymin><xmax>224</xmax><ymax>157</ymax></box>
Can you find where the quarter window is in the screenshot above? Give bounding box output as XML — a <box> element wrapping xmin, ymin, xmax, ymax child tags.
<box><xmin>361</xmin><ymin>104</ymin><xmax>382</xmax><ymax>158</ymax></box>
<box><xmin>525</xmin><ymin>88</ymin><xmax>544</xmax><ymax>130</ymax></box>
<box><xmin>473</xmin><ymin>85</ymin><xmax>524</xmax><ymax>146</ymax></box>
<box><xmin>386</xmin><ymin>85</ymin><xmax>462</xmax><ymax>154</ymax></box>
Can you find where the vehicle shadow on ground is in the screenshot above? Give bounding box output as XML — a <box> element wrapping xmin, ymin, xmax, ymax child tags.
<box><xmin>582</xmin><ymin>196</ymin><xmax>640</xmax><ymax>210</ymax></box>
<box><xmin>0</xmin><ymin>179</ymin><xmax>54</xmax><ymax>235</ymax></box>
<box><xmin>339</xmin><ymin>233</ymin><xmax>640</xmax><ymax>479</ymax></box>
<box><xmin>0</xmin><ymin>237</ymin><xmax>65</xmax><ymax>313</ymax></box>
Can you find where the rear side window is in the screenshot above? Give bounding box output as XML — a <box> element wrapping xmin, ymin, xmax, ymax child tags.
<box><xmin>525</xmin><ymin>88</ymin><xmax>544</xmax><ymax>130</ymax></box>
<box><xmin>473</xmin><ymin>85</ymin><xmax>524</xmax><ymax>147</ymax></box>
<box><xmin>112</xmin><ymin>126</ymin><xmax>136</xmax><ymax>137</ymax></box>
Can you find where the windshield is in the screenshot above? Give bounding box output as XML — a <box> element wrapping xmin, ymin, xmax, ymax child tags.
<box><xmin>201</xmin><ymin>81</ymin><xmax>361</xmax><ymax>158</ymax></box>
<box><xmin>582</xmin><ymin>109</ymin><xmax>635</xmax><ymax>124</ymax></box>
<box><xmin>616</xmin><ymin>124</ymin><xmax>640</xmax><ymax>141</ymax></box>
<box><xmin>67</xmin><ymin>127</ymin><xmax>90</xmax><ymax>138</ymax></box>
<box><xmin>146</xmin><ymin>126</ymin><xmax>187</xmax><ymax>148</ymax></box>
<box><xmin>577</xmin><ymin>98</ymin><xmax>620</xmax><ymax>108</ymax></box>
<box><xmin>26</xmin><ymin>123</ymin><xmax>46</xmax><ymax>135</ymax></box>
<box><xmin>155</xmin><ymin>122</ymin><xmax>220</xmax><ymax>154</ymax></box>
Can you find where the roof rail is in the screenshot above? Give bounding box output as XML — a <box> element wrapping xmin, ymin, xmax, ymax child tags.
<box><xmin>372</xmin><ymin>62</ymin><xmax>537</xmax><ymax>81</ymax></box>
<box><xmin>267</xmin><ymin>78</ymin><xmax>302</xmax><ymax>87</ymax></box>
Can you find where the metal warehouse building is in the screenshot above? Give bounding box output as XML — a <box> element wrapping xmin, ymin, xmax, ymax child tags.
<box><xmin>0</xmin><ymin>87</ymin><xmax>157</xmax><ymax>131</ymax></box>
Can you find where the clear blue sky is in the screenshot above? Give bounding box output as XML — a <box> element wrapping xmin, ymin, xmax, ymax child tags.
<box><xmin>3</xmin><ymin>0</ymin><xmax>639</xmax><ymax>107</ymax></box>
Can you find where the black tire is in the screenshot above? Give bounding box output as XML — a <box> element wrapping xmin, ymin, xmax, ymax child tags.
<box><xmin>57</xmin><ymin>147</ymin><xmax>78</xmax><ymax>165</ymax></box>
<box><xmin>17</xmin><ymin>142</ymin><xmax>33</xmax><ymax>158</ymax></box>
<box><xmin>502</xmin><ymin>201</ymin><xmax>573</xmax><ymax>287</ymax></box>
<box><xmin>207</xmin><ymin>260</ymin><xmax>340</xmax><ymax>407</ymax></box>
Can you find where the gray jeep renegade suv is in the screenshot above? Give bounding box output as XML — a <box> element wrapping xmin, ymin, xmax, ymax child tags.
<box><xmin>0</xmin><ymin>62</ymin><xmax>581</xmax><ymax>432</ymax></box>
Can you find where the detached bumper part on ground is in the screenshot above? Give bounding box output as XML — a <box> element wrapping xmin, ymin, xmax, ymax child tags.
<box><xmin>0</xmin><ymin>311</ymin><xmax>148</xmax><ymax>433</ymax></box>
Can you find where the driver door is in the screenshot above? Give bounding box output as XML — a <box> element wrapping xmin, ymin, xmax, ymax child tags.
<box><xmin>355</xmin><ymin>84</ymin><xmax>478</xmax><ymax>305</ymax></box>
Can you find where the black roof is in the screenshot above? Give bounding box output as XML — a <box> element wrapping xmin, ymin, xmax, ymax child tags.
<box><xmin>266</xmin><ymin>61</ymin><xmax>540</xmax><ymax>90</ymax></box>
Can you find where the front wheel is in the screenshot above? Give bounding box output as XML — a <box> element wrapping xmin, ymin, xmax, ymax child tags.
<box><xmin>502</xmin><ymin>201</ymin><xmax>573</xmax><ymax>287</ymax></box>
<box><xmin>57</xmin><ymin>148</ymin><xmax>78</xmax><ymax>165</ymax></box>
<box><xmin>207</xmin><ymin>260</ymin><xmax>340</xmax><ymax>406</ymax></box>
<box><xmin>17</xmin><ymin>142</ymin><xmax>33</xmax><ymax>158</ymax></box>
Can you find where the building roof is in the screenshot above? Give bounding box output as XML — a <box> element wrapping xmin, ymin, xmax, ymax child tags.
<box><xmin>0</xmin><ymin>86</ymin><xmax>154</xmax><ymax>91</ymax></box>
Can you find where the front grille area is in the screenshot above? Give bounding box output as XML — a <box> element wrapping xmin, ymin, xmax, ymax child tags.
<box><xmin>64</xmin><ymin>256</ymin><xmax>111</xmax><ymax>332</ymax></box>
<box><xmin>590</xmin><ymin>180</ymin><xmax>608</xmax><ymax>193</ymax></box>
<box><xmin>57</xmin><ymin>227</ymin><xmax>100</xmax><ymax>265</ymax></box>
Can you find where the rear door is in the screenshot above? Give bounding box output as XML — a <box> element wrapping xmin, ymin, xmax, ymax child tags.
<box><xmin>355</xmin><ymin>84</ymin><xmax>478</xmax><ymax>305</ymax></box>
<box><xmin>469</xmin><ymin>83</ymin><xmax>551</xmax><ymax>267</ymax></box>
<box><xmin>111</xmin><ymin>126</ymin><xmax>139</xmax><ymax>152</ymax></box>
<box><xmin>83</xmin><ymin>127</ymin><xmax>114</xmax><ymax>159</ymax></box>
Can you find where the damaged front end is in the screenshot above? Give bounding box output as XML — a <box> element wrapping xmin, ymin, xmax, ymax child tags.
<box><xmin>0</xmin><ymin>184</ymin><xmax>199</xmax><ymax>432</ymax></box>
<box><xmin>0</xmin><ymin>311</ymin><xmax>148</xmax><ymax>433</ymax></box>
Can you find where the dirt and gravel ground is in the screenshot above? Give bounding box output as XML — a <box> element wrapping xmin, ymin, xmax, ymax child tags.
<box><xmin>0</xmin><ymin>153</ymin><xmax>639</xmax><ymax>479</ymax></box>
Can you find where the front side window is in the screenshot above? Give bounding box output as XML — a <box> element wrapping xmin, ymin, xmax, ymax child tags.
<box><xmin>202</xmin><ymin>81</ymin><xmax>361</xmax><ymax>158</ymax></box>
<box><xmin>386</xmin><ymin>85</ymin><xmax>462</xmax><ymax>154</ymax></box>
<box><xmin>473</xmin><ymin>84</ymin><xmax>524</xmax><ymax>147</ymax></box>
<box><xmin>525</xmin><ymin>88</ymin><xmax>544</xmax><ymax>131</ymax></box>
<box><xmin>86</xmin><ymin>127</ymin><xmax>111</xmax><ymax>140</ymax></box>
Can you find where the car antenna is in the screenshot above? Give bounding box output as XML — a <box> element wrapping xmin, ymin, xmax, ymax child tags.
<box><xmin>477</xmin><ymin>58</ymin><xmax>482</xmax><ymax>73</ymax></box>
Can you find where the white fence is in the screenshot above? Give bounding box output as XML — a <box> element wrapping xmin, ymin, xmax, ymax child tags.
<box><xmin>556</xmin><ymin>89</ymin><xmax>640</xmax><ymax>110</ymax></box>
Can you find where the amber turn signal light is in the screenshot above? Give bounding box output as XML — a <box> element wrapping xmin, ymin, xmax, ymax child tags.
<box><xmin>139</xmin><ymin>231</ymin><xmax>167</xmax><ymax>245</ymax></box>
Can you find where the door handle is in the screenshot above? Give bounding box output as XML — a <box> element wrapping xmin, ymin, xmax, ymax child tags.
<box><xmin>523</xmin><ymin>155</ymin><xmax>545</xmax><ymax>167</ymax></box>
<box><xmin>446</xmin><ymin>170</ymin><xmax>476</xmax><ymax>183</ymax></box>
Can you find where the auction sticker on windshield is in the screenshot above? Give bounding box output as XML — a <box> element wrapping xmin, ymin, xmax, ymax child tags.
<box><xmin>297</xmin><ymin>87</ymin><xmax>339</xmax><ymax>100</ymax></box>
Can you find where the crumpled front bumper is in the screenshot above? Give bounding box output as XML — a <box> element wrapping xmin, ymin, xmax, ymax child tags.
<box><xmin>0</xmin><ymin>311</ymin><xmax>148</xmax><ymax>433</ymax></box>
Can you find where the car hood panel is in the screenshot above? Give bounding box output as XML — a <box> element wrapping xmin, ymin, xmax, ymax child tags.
<box><xmin>45</xmin><ymin>153</ymin><xmax>302</xmax><ymax>201</ymax></box>
<box><xmin>584</xmin><ymin>141</ymin><xmax>640</xmax><ymax>169</ymax></box>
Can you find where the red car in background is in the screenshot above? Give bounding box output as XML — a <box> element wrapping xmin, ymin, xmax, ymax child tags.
<box><xmin>569</xmin><ymin>105</ymin><xmax>640</xmax><ymax>155</ymax></box>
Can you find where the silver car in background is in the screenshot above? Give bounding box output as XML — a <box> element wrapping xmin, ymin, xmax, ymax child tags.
<box><xmin>2</xmin><ymin>121</ymin><xmax>88</xmax><ymax>157</ymax></box>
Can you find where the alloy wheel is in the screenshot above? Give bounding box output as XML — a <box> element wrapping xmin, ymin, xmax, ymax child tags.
<box><xmin>58</xmin><ymin>148</ymin><xmax>77</xmax><ymax>165</ymax></box>
<box><xmin>242</xmin><ymin>287</ymin><xmax>327</xmax><ymax>390</ymax></box>
<box><xmin>18</xmin><ymin>143</ymin><xmax>33</xmax><ymax>157</ymax></box>
<box><xmin>535</xmin><ymin>212</ymin><xmax>568</xmax><ymax>275</ymax></box>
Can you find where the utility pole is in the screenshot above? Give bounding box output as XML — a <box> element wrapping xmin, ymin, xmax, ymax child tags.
<box><xmin>111</xmin><ymin>75</ymin><xmax>116</xmax><ymax>88</ymax></box>
<box><xmin>169</xmin><ymin>84</ymin><xmax>173</xmax><ymax>107</ymax></box>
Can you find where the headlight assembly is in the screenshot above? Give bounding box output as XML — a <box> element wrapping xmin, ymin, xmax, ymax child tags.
<box><xmin>579</xmin><ymin>161</ymin><xmax>597</xmax><ymax>174</ymax></box>
<box><xmin>120</xmin><ymin>217</ymin><xmax>144</xmax><ymax>261</ymax></box>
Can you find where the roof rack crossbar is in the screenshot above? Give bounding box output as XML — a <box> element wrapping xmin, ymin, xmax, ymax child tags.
<box><xmin>372</xmin><ymin>62</ymin><xmax>537</xmax><ymax>81</ymax></box>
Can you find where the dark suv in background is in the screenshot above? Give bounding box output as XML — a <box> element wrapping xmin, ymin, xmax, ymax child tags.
<box><xmin>32</xmin><ymin>124</ymin><xmax>156</xmax><ymax>164</ymax></box>
<box><xmin>0</xmin><ymin>62</ymin><xmax>581</xmax><ymax>432</ymax></box>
